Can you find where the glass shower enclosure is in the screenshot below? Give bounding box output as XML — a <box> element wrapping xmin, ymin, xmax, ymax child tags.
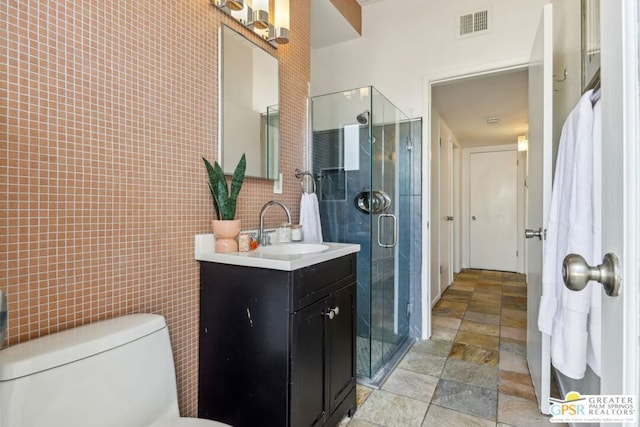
<box><xmin>311</xmin><ymin>86</ymin><xmax>419</xmax><ymax>384</ymax></box>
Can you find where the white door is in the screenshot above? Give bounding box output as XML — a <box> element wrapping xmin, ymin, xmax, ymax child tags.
<box><xmin>469</xmin><ymin>150</ymin><xmax>518</xmax><ymax>271</ymax></box>
<box><xmin>439</xmin><ymin>135</ymin><xmax>453</xmax><ymax>290</ymax></box>
<box><xmin>598</xmin><ymin>0</ymin><xmax>639</xmax><ymax>410</ymax></box>
<box><xmin>527</xmin><ymin>1</ymin><xmax>640</xmax><ymax>418</ymax></box>
<box><xmin>526</xmin><ymin>3</ymin><xmax>553</xmax><ymax>415</ymax></box>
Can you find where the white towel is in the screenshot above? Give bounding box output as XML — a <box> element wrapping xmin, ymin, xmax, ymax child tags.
<box><xmin>538</xmin><ymin>90</ymin><xmax>600</xmax><ymax>379</ymax></box>
<box><xmin>300</xmin><ymin>193</ymin><xmax>323</xmax><ymax>242</ymax></box>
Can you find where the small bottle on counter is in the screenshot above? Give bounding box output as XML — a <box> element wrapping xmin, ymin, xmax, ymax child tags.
<box><xmin>278</xmin><ymin>222</ymin><xmax>292</xmax><ymax>243</ymax></box>
<box><xmin>291</xmin><ymin>224</ymin><xmax>302</xmax><ymax>241</ymax></box>
<box><xmin>238</xmin><ymin>233</ymin><xmax>251</xmax><ymax>252</ymax></box>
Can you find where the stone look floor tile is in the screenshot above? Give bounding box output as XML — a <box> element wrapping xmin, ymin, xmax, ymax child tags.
<box><xmin>502</xmin><ymin>285</ymin><xmax>527</xmax><ymax>297</ymax></box>
<box><xmin>398</xmin><ymin>350</ymin><xmax>447</xmax><ymax>377</ymax></box>
<box><xmin>499</xmin><ymin>350</ymin><xmax>529</xmax><ymax>374</ymax></box>
<box><xmin>498</xmin><ymin>393</ymin><xmax>559</xmax><ymax>427</ymax></box>
<box><xmin>501</xmin><ymin>295</ymin><xmax>527</xmax><ymax>310</ymax></box>
<box><xmin>471</xmin><ymin>292</ymin><xmax>503</xmax><ymax>306</ymax></box>
<box><xmin>344</xmin><ymin>269</ymin><xmax>548</xmax><ymax>426</ymax></box>
<box><xmin>381</xmin><ymin>368</ymin><xmax>439</xmax><ymax>402</ymax></box>
<box><xmin>449</xmin><ymin>342</ymin><xmax>499</xmax><ymax>367</ymax></box>
<box><xmin>451</xmin><ymin>281</ymin><xmax>477</xmax><ymax>292</ymax></box>
<box><xmin>499</xmin><ymin>370</ymin><xmax>536</xmax><ymax>401</ymax></box>
<box><xmin>441</xmin><ymin>358</ymin><xmax>498</xmax><ymax>389</ymax></box>
<box><xmin>431</xmin><ymin>325</ymin><xmax>458</xmax><ymax>342</ymax></box>
<box><xmin>357</xmin><ymin>385</ymin><xmax>373</xmax><ymax>407</ymax></box>
<box><xmin>499</xmin><ymin>338</ymin><xmax>527</xmax><ymax>357</ymax></box>
<box><xmin>432</xmin><ymin>378</ymin><xmax>498</xmax><ymax>420</ymax></box>
<box><xmin>346</xmin><ymin>419</ymin><xmax>381</xmax><ymax>427</ymax></box>
<box><xmin>411</xmin><ymin>338</ymin><xmax>453</xmax><ymax>357</ymax></box>
<box><xmin>501</xmin><ymin>308</ymin><xmax>527</xmax><ymax>329</ymax></box>
<box><xmin>501</xmin><ymin>325</ymin><xmax>526</xmax><ymax>341</ymax></box>
<box><xmin>354</xmin><ymin>389</ymin><xmax>429</xmax><ymax>427</ymax></box>
<box><xmin>422</xmin><ymin>404</ymin><xmax>495</xmax><ymax>427</ymax></box>
<box><xmin>464</xmin><ymin>311</ymin><xmax>501</xmax><ymax>325</ymax></box>
<box><xmin>475</xmin><ymin>283</ymin><xmax>503</xmax><ymax>294</ymax></box>
<box><xmin>432</xmin><ymin>300</ymin><xmax>468</xmax><ymax>319</ymax></box>
<box><xmin>441</xmin><ymin>288</ymin><xmax>474</xmax><ymax>303</ymax></box>
<box><xmin>455</xmin><ymin>330</ymin><xmax>500</xmax><ymax>351</ymax></box>
<box><xmin>432</xmin><ymin>315</ymin><xmax>462</xmax><ymax>330</ymax></box>
<box><xmin>460</xmin><ymin>319</ymin><xmax>500</xmax><ymax>337</ymax></box>
<box><xmin>467</xmin><ymin>302</ymin><xmax>501</xmax><ymax>315</ymax></box>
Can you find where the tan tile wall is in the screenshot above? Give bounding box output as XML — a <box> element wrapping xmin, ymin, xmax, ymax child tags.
<box><xmin>0</xmin><ymin>0</ymin><xmax>310</xmax><ymax>415</ymax></box>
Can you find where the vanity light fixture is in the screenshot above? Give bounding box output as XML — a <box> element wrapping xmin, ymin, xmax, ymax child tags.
<box><xmin>212</xmin><ymin>0</ymin><xmax>244</xmax><ymax>12</ymax></box>
<box><xmin>268</xmin><ymin>0</ymin><xmax>290</xmax><ymax>44</ymax></box>
<box><xmin>248</xmin><ymin>0</ymin><xmax>270</xmax><ymax>30</ymax></box>
<box><xmin>518</xmin><ymin>135</ymin><xmax>529</xmax><ymax>151</ymax></box>
<box><xmin>212</xmin><ymin>0</ymin><xmax>290</xmax><ymax>46</ymax></box>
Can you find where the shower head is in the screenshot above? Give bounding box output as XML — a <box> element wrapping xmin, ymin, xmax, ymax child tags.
<box><xmin>356</xmin><ymin>110</ymin><xmax>369</xmax><ymax>125</ymax></box>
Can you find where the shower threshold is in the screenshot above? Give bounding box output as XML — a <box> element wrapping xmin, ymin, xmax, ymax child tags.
<box><xmin>356</xmin><ymin>337</ymin><xmax>415</xmax><ymax>389</ymax></box>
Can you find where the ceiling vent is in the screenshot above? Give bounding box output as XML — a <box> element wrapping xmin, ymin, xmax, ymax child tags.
<box><xmin>457</xmin><ymin>9</ymin><xmax>490</xmax><ymax>38</ymax></box>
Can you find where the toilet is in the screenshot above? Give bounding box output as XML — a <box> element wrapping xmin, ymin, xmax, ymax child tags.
<box><xmin>0</xmin><ymin>314</ymin><xmax>231</xmax><ymax>427</ymax></box>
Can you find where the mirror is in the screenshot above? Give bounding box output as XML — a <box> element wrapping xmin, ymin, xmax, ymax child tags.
<box><xmin>220</xmin><ymin>25</ymin><xmax>279</xmax><ymax>180</ymax></box>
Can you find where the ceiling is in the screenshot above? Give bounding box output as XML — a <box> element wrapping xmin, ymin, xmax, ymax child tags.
<box><xmin>311</xmin><ymin>1</ymin><xmax>360</xmax><ymax>49</ymax></box>
<box><xmin>432</xmin><ymin>69</ymin><xmax>529</xmax><ymax>148</ymax></box>
<box><xmin>311</xmin><ymin>3</ymin><xmax>529</xmax><ymax>149</ymax></box>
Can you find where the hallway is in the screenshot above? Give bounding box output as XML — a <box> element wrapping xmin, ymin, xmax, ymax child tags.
<box><xmin>342</xmin><ymin>270</ymin><xmax>563</xmax><ymax>426</ymax></box>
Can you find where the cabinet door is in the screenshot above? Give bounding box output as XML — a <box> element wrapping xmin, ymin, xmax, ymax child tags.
<box><xmin>291</xmin><ymin>297</ymin><xmax>326</xmax><ymax>427</ymax></box>
<box><xmin>327</xmin><ymin>284</ymin><xmax>356</xmax><ymax>414</ymax></box>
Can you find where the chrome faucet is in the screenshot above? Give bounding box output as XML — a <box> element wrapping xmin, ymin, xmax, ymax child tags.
<box><xmin>258</xmin><ymin>200</ymin><xmax>292</xmax><ymax>246</ymax></box>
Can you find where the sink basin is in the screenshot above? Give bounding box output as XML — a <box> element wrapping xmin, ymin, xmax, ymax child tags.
<box><xmin>256</xmin><ymin>243</ymin><xmax>329</xmax><ymax>255</ymax></box>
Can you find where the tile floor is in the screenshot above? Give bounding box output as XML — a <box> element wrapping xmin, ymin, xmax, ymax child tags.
<box><xmin>341</xmin><ymin>269</ymin><xmax>565</xmax><ymax>427</ymax></box>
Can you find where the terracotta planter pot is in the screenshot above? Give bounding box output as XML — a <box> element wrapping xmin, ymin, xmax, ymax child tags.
<box><xmin>212</xmin><ymin>219</ymin><xmax>241</xmax><ymax>253</ymax></box>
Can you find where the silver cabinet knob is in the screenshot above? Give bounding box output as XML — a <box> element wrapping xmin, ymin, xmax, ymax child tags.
<box><xmin>325</xmin><ymin>306</ymin><xmax>340</xmax><ymax>320</ymax></box>
<box><xmin>471</xmin><ymin>216</ymin><xmax>476</xmax><ymax>220</ymax></box>
<box><xmin>525</xmin><ymin>228</ymin><xmax>544</xmax><ymax>240</ymax></box>
<box><xmin>562</xmin><ymin>253</ymin><xmax>621</xmax><ymax>297</ymax></box>
<box><xmin>446</xmin><ymin>216</ymin><xmax>454</xmax><ymax>221</ymax></box>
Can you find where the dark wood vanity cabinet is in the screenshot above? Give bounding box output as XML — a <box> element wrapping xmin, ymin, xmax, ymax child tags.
<box><xmin>198</xmin><ymin>254</ymin><xmax>357</xmax><ymax>427</ymax></box>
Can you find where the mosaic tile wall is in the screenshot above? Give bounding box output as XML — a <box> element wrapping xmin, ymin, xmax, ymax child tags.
<box><xmin>0</xmin><ymin>0</ymin><xmax>310</xmax><ymax>415</ymax></box>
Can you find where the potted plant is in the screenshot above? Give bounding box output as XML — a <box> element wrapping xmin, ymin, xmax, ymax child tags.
<box><xmin>203</xmin><ymin>154</ymin><xmax>246</xmax><ymax>252</ymax></box>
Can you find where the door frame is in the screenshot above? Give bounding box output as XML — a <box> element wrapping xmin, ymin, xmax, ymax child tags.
<box><xmin>600</xmin><ymin>0</ymin><xmax>640</xmax><ymax>400</ymax></box>
<box><xmin>462</xmin><ymin>144</ymin><xmax>524</xmax><ymax>272</ymax></box>
<box><xmin>422</xmin><ymin>61</ymin><xmax>529</xmax><ymax>339</ymax></box>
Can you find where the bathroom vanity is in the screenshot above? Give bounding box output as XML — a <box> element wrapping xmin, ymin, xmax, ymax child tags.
<box><xmin>195</xmin><ymin>236</ymin><xmax>360</xmax><ymax>427</ymax></box>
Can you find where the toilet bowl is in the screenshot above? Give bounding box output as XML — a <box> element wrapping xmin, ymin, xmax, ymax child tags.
<box><xmin>0</xmin><ymin>314</ymin><xmax>231</xmax><ymax>427</ymax></box>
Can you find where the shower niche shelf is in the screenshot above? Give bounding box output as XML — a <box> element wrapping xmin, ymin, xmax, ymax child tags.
<box><xmin>198</xmin><ymin>254</ymin><xmax>357</xmax><ymax>427</ymax></box>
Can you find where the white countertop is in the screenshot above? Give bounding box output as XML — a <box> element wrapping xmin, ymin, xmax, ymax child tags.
<box><xmin>195</xmin><ymin>234</ymin><xmax>360</xmax><ymax>271</ymax></box>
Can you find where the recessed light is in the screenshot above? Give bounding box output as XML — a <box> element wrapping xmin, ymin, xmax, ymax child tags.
<box><xmin>486</xmin><ymin>116</ymin><xmax>500</xmax><ymax>124</ymax></box>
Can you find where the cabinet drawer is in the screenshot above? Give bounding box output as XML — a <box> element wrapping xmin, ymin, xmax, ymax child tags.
<box><xmin>292</xmin><ymin>254</ymin><xmax>356</xmax><ymax>310</ymax></box>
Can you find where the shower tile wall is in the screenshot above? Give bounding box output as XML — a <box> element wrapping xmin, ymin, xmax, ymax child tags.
<box><xmin>312</xmin><ymin>127</ymin><xmax>372</xmax><ymax>350</ymax></box>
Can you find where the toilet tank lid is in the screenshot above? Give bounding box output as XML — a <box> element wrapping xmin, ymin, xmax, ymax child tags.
<box><xmin>0</xmin><ymin>314</ymin><xmax>167</xmax><ymax>382</ymax></box>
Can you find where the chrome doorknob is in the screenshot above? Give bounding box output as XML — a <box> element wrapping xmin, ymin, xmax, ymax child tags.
<box><xmin>525</xmin><ymin>228</ymin><xmax>543</xmax><ymax>240</ymax></box>
<box><xmin>562</xmin><ymin>253</ymin><xmax>621</xmax><ymax>297</ymax></box>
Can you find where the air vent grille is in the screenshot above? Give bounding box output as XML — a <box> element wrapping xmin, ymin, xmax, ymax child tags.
<box><xmin>457</xmin><ymin>9</ymin><xmax>490</xmax><ymax>38</ymax></box>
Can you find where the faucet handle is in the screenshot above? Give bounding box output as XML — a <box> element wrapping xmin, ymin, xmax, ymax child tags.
<box><xmin>262</xmin><ymin>234</ymin><xmax>271</xmax><ymax>246</ymax></box>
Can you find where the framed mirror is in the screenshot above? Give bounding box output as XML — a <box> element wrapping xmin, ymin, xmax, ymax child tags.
<box><xmin>220</xmin><ymin>25</ymin><xmax>279</xmax><ymax>180</ymax></box>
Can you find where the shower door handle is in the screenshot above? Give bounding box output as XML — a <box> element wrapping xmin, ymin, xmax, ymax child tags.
<box><xmin>377</xmin><ymin>214</ymin><xmax>397</xmax><ymax>248</ymax></box>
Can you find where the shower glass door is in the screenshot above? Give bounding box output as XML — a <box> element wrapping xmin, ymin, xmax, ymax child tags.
<box><xmin>311</xmin><ymin>86</ymin><xmax>412</xmax><ymax>381</ymax></box>
<box><xmin>369</xmin><ymin>88</ymin><xmax>409</xmax><ymax>374</ymax></box>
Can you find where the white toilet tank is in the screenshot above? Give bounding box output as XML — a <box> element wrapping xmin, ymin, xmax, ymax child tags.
<box><xmin>0</xmin><ymin>314</ymin><xmax>222</xmax><ymax>427</ymax></box>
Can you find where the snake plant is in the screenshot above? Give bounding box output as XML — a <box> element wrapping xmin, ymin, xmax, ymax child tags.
<box><xmin>203</xmin><ymin>154</ymin><xmax>246</xmax><ymax>220</ymax></box>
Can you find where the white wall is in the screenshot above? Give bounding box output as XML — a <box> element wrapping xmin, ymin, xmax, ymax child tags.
<box><xmin>312</xmin><ymin>0</ymin><xmax>547</xmax><ymax>118</ymax></box>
